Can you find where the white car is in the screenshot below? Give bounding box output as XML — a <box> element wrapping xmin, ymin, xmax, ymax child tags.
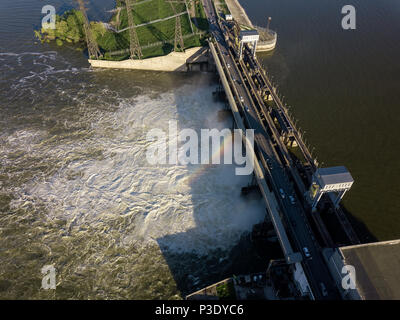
<box><xmin>266</xmin><ymin>159</ymin><xmax>273</xmax><ymax>170</ymax></box>
<box><xmin>239</xmin><ymin>96</ymin><xmax>244</xmax><ymax>103</ymax></box>
<box><xmin>303</xmin><ymin>247</ymin><xmax>311</xmax><ymax>259</ymax></box>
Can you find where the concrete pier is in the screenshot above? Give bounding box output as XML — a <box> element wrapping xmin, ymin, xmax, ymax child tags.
<box><xmin>89</xmin><ymin>47</ymin><xmax>205</xmax><ymax>72</ymax></box>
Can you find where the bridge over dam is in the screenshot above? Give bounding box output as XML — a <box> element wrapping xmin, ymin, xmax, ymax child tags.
<box><xmin>201</xmin><ymin>0</ymin><xmax>360</xmax><ymax>300</ymax></box>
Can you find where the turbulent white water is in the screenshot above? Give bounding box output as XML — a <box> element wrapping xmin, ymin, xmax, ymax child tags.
<box><xmin>0</xmin><ymin>50</ymin><xmax>266</xmax><ymax>299</ymax></box>
<box><xmin>9</xmin><ymin>90</ymin><xmax>265</xmax><ymax>253</ymax></box>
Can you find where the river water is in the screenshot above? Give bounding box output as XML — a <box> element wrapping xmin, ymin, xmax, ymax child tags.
<box><xmin>241</xmin><ymin>0</ymin><xmax>400</xmax><ymax>242</ymax></box>
<box><xmin>0</xmin><ymin>0</ymin><xmax>272</xmax><ymax>299</ymax></box>
<box><xmin>0</xmin><ymin>0</ymin><xmax>399</xmax><ymax>299</ymax></box>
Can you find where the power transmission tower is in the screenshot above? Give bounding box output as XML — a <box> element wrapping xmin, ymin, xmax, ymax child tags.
<box><xmin>125</xmin><ymin>0</ymin><xmax>142</xmax><ymax>59</ymax></box>
<box><xmin>166</xmin><ymin>0</ymin><xmax>186</xmax><ymax>52</ymax></box>
<box><xmin>76</xmin><ymin>0</ymin><xmax>101</xmax><ymax>59</ymax></box>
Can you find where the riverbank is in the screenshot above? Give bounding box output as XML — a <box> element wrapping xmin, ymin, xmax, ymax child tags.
<box><xmin>89</xmin><ymin>47</ymin><xmax>204</xmax><ymax>72</ymax></box>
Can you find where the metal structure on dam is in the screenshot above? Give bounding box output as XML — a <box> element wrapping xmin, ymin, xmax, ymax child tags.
<box><xmin>201</xmin><ymin>0</ymin><xmax>359</xmax><ymax>300</ymax></box>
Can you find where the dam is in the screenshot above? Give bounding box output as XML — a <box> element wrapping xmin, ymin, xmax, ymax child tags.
<box><xmin>223</xmin><ymin>0</ymin><xmax>277</xmax><ymax>52</ymax></box>
<box><xmin>196</xmin><ymin>0</ymin><xmax>365</xmax><ymax>300</ymax></box>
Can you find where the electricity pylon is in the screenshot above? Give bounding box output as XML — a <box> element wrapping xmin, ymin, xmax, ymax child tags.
<box><xmin>76</xmin><ymin>0</ymin><xmax>101</xmax><ymax>59</ymax></box>
<box><xmin>125</xmin><ymin>0</ymin><xmax>143</xmax><ymax>59</ymax></box>
<box><xmin>166</xmin><ymin>0</ymin><xmax>186</xmax><ymax>52</ymax></box>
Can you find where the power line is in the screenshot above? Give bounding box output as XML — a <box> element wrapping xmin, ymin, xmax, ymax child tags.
<box><xmin>124</xmin><ymin>0</ymin><xmax>143</xmax><ymax>59</ymax></box>
<box><xmin>76</xmin><ymin>0</ymin><xmax>102</xmax><ymax>59</ymax></box>
<box><xmin>166</xmin><ymin>0</ymin><xmax>186</xmax><ymax>52</ymax></box>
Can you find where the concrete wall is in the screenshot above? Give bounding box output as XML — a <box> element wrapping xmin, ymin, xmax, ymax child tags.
<box><xmin>89</xmin><ymin>47</ymin><xmax>204</xmax><ymax>72</ymax></box>
<box><xmin>322</xmin><ymin>248</ymin><xmax>362</xmax><ymax>300</ymax></box>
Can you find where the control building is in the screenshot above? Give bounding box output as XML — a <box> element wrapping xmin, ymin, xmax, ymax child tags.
<box><xmin>239</xmin><ymin>30</ymin><xmax>259</xmax><ymax>59</ymax></box>
<box><xmin>309</xmin><ymin>166</ymin><xmax>354</xmax><ymax>212</ymax></box>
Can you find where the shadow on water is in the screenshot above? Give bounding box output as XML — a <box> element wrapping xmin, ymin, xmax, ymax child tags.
<box><xmin>157</xmin><ymin>229</ymin><xmax>282</xmax><ymax>296</ymax></box>
<box><xmin>318</xmin><ymin>197</ymin><xmax>378</xmax><ymax>246</ymax></box>
<box><xmin>340</xmin><ymin>206</ymin><xmax>378</xmax><ymax>244</ymax></box>
<box><xmin>152</xmin><ymin>74</ymin><xmax>283</xmax><ymax>297</ymax></box>
<box><xmin>150</xmin><ymin>70</ymin><xmax>380</xmax><ymax>297</ymax></box>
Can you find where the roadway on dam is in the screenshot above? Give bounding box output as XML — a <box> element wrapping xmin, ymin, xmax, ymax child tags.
<box><xmin>202</xmin><ymin>0</ymin><xmax>341</xmax><ymax>300</ymax></box>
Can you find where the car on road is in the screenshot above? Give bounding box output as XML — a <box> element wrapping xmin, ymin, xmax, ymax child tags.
<box><xmin>227</xmin><ymin>63</ymin><xmax>230</xmax><ymax>68</ymax></box>
<box><xmin>266</xmin><ymin>159</ymin><xmax>273</xmax><ymax>170</ymax></box>
<box><xmin>303</xmin><ymin>247</ymin><xmax>311</xmax><ymax>259</ymax></box>
<box><xmin>244</xmin><ymin>105</ymin><xmax>249</xmax><ymax>112</ymax></box>
<box><xmin>239</xmin><ymin>96</ymin><xmax>244</xmax><ymax>103</ymax></box>
<box><xmin>320</xmin><ymin>282</ymin><xmax>328</xmax><ymax>297</ymax></box>
<box><xmin>289</xmin><ymin>195</ymin><xmax>296</xmax><ymax>205</ymax></box>
<box><xmin>279</xmin><ymin>188</ymin><xmax>285</xmax><ymax>199</ymax></box>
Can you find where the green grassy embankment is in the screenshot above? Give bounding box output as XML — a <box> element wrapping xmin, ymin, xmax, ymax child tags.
<box><xmin>36</xmin><ymin>0</ymin><xmax>209</xmax><ymax>60</ymax></box>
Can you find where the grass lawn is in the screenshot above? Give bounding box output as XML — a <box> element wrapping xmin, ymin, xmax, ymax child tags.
<box><xmin>115</xmin><ymin>0</ymin><xmax>187</xmax><ymax>27</ymax></box>
<box><xmin>37</xmin><ymin>0</ymin><xmax>209</xmax><ymax>60</ymax></box>
<box><xmin>216</xmin><ymin>281</ymin><xmax>236</xmax><ymax>300</ymax></box>
<box><xmin>99</xmin><ymin>0</ymin><xmax>207</xmax><ymax>59</ymax></box>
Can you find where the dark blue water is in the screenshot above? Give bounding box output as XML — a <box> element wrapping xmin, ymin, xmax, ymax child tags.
<box><xmin>241</xmin><ymin>0</ymin><xmax>400</xmax><ymax>241</ymax></box>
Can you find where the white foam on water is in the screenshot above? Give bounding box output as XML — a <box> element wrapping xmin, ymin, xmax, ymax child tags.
<box><xmin>9</xmin><ymin>83</ymin><xmax>265</xmax><ymax>255</ymax></box>
<box><xmin>0</xmin><ymin>51</ymin><xmax>89</xmax><ymax>92</ymax></box>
